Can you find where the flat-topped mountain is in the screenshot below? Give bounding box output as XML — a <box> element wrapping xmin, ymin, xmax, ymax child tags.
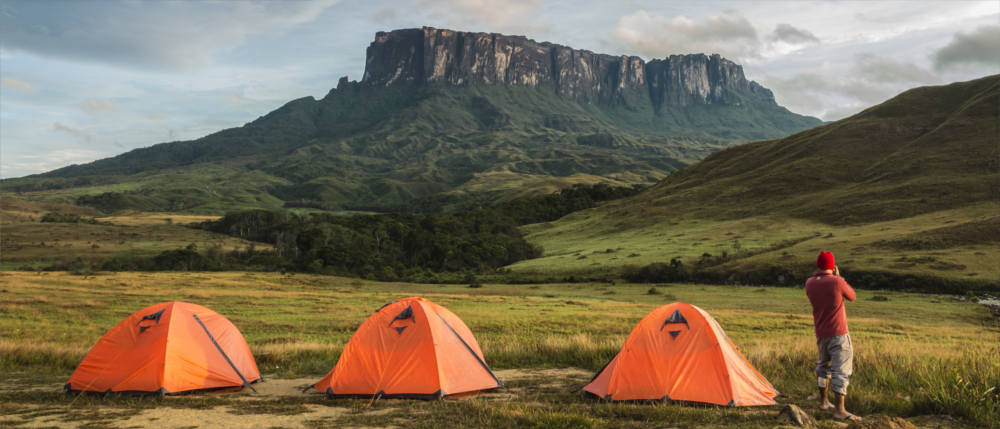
<box><xmin>364</xmin><ymin>27</ymin><xmax>775</xmax><ymax>107</ymax></box>
<box><xmin>2</xmin><ymin>27</ymin><xmax>820</xmax><ymax>213</ymax></box>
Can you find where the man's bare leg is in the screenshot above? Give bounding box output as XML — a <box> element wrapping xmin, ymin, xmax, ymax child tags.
<box><xmin>818</xmin><ymin>389</ymin><xmax>834</xmax><ymax>409</ymax></box>
<box><xmin>818</xmin><ymin>376</ymin><xmax>834</xmax><ymax>409</ymax></box>
<box><xmin>833</xmin><ymin>393</ymin><xmax>861</xmax><ymax>421</ymax></box>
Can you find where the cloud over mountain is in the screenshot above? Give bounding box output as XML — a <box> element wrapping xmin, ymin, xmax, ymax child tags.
<box><xmin>612</xmin><ymin>10</ymin><xmax>760</xmax><ymax>60</ymax></box>
<box><xmin>53</xmin><ymin>122</ymin><xmax>93</xmax><ymax>142</ymax></box>
<box><xmin>933</xmin><ymin>25</ymin><xmax>1000</xmax><ymax>71</ymax></box>
<box><xmin>769</xmin><ymin>23</ymin><xmax>819</xmax><ymax>45</ymax></box>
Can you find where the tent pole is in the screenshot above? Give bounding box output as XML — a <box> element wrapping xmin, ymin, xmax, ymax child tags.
<box><xmin>192</xmin><ymin>314</ymin><xmax>258</xmax><ymax>393</ymax></box>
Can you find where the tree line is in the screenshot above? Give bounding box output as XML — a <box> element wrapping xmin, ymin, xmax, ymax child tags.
<box><xmin>90</xmin><ymin>184</ymin><xmax>644</xmax><ymax>281</ymax></box>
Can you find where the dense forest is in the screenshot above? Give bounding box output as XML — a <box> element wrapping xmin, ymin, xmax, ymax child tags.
<box><xmin>95</xmin><ymin>184</ymin><xmax>643</xmax><ymax>281</ymax></box>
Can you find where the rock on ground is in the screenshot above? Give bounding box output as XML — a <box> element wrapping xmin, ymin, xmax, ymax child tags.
<box><xmin>777</xmin><ymin>404</ymin><xmax>818</xmax><ymax>428</ymax></box>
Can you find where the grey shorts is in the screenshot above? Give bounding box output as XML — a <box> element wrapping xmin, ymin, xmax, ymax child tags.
<box><xmin>816</xmin><ymin>334</ymin><xmax>854</xmax><ymax>396</ymax></box>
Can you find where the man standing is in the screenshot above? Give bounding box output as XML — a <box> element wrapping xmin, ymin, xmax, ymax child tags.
<box><xmin>805</xmin><ymin>251</ymin><xmax>861</xmax><ymax>421</ymax></box>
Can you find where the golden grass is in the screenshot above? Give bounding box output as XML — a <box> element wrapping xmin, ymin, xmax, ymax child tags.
<box><xmin>95</xmin><ymin>213</ymin><xmax>221</xmax><ymax>226</ymax></box>
<box><xmin>0</xmin><ymin>197</ymin><xmax>102</xmax><ymax>223</ymax></box>
<box><xmin>0</xmin><ymin>212</ymin><xmax>270</xmax><ymax>269</ymax></box>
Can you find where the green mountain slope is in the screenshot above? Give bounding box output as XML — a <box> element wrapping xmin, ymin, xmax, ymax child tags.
<box><xmin>510</xmin><ymin>75</ymin><xmax>999</xmax><ymax>284</ymax></box>
<box><xmin>2</xmin><ymin>82</ymin><xmax>819</xmax><ymax>213</ymax></box>
<box><xmin>627</xmin><ymin>74</ymin><xmax>998</xmax><ymax>223</ymax></box>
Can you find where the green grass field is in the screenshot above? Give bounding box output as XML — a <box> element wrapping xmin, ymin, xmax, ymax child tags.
<box><xmin>510</xmin><ymin>203</ymin><xmax>1000</xmax><ymax>284</ymax></box>
<box><xmin>1</xmin><ymin>271</ymin><xmax>996</xmax><ymax>427</ymax></box>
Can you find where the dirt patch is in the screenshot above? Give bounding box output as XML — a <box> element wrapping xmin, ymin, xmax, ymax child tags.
<box><xmin>492</xmin><ymin>367</ymin><xmax>594</xmax><ymax>398</ymax></box>
<box><xmin>494</xmin><ymin>367</ymin><xmax>592</xmax><ymax>381</ymax></box>
<box><xmin>120</xmin><ymin>404</ymin><xmax>350</xmax><ymax>428</ymax></box>
<box><xmin>907</xmin><ymin>415</ymin><xmax>965</xmax><ymax>428</ymax></box>
<box><xmin>846</xmin><ymin>415</ymin><xmax>918</xmax><ymax>429</ymax></box>
<box><xmin>242</xmin><ymin>378</ymin><xmax>318</xmax><ymax>399</ymax></box>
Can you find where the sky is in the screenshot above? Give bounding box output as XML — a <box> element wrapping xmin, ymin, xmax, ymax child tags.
<box><xmin>1</xmin><ymin>0</ymin><xmax>997</xmax><ymax>179</ymax></box>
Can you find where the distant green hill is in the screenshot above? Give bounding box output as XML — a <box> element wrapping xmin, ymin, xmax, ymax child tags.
<box><xmin>0</xmin><ymin>29</ymin><xmax>820</xmax><ymax>214</ymax></box>
<box><xmin>2</xmin><ymin>83</ymin><xmax>818</xmax><ymax>213</ymax></box>
<box><xmin>510</xmin><ymin>75</ymin><xmax>999</xmax><ymax>286</ymax></box>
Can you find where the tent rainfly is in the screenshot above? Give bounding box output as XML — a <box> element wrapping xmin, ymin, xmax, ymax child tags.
<box><xmin>66</xmin><ymin>301</ymin><xmax>261</xmax><ymax>394</ymax></box>
<box><xmin>313</xmin><ymin>297</ymin><xmax>502</xmax><ymax>399</ymax></box>
<box><xmin>584</xmin><ymin>302</ymin><xmax>777</xmax><ymax>406</ymax></box>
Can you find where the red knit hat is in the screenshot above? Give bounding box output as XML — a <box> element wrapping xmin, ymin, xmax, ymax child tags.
<box><xmin>817</xmin><ymin>251</ymin><xmax>835</xmax><ymax>270</ymax></box>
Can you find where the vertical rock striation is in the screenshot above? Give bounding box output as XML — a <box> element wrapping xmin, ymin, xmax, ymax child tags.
<box><xmin>362</xmin><ymin>27</ymin><xmax>776</xmax><ymax>109</ymax></box>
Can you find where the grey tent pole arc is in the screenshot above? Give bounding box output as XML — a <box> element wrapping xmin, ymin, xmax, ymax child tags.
<box><xmin>192</xmin><ymin>314</ymin><xmax>257</xmax><ymax>393</ymax></box>
<box><xmin>433</xmin><ymin>312</ymin><xmax>503</xmax><ymax>388</ymax></box>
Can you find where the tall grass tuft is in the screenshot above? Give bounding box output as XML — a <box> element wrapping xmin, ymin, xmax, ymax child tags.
<box><xmin>482</xmin><ymin>334</ymin><xmax>624</xmax><ymax>370</ymax></box>
<box><xmin>910</xmin><ymin>348</ymin><xmax>1000</xmax><ymax>427</ymax></box>
<box><xmin>0</xmin><ymin>341</ymin><xmax>84</xmax><ymax>373</ymax></box>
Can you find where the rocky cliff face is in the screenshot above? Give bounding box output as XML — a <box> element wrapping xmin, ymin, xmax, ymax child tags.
<box><xmin>362</xmin><ymin>27</ymin><xmax>775</xmax><ymax>108</ymax></box>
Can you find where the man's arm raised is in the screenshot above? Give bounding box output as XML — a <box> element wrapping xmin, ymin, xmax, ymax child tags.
<box><xmin>838</xmin><ymin>267</ymin><xmax>856</xmax><ymax>301</ymax></box>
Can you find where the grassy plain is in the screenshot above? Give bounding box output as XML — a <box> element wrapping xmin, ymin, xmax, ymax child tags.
<box><xmin>1</xmin><ymin>271</ymin><xmax>996</xmax><ymax>427</ymax></box>
<box><xmin>0</xmin><ymin>198</ymin><xmax>269</xmax><ymax>270</ymax></box>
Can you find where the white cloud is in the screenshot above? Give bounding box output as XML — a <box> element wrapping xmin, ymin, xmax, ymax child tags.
<box><xmin>760</xmin><ymin>53</ymin><xmax>944</xmax><ymax>120</ymax></box>
<box><xmin>82</xmin><ymin>100</ymin><xmax>115</xmax><ymax>114</ymax></box>
<box><xmin>442</xmin><ymin>0</ymin><xmax>541</xmax><ymax>27</ymax></box>
<box><xmin>416</xmin><ymin>0</ymin><xmax>549</xmax><ymax>36</ymax></box>
<box><xmin>1</xmin><ymin>149</ymin><xmax>106</xmax><ymax>178</ymax></box>
<box><xmin>612</xmin><ymin>10</ymin><xmax>760</xmax><ymax>60</ymax></box>
<box><xmin>1</xmin><ymin>77</ymin><xmax>33</xmax><ymax>92</ymax></box>
<box><xmin>854</xmin><ymin>54</ymin><xmax>938</xmax><ymax>84</ymax></box>
<box><xmin>229</xmin><ymin>95</ymin><xmax>247</xmax><ymax>105</ymax></box>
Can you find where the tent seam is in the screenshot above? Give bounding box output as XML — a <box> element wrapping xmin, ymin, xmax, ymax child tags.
<box><xmin>417</xmin><ymin>302</ymin><xmax>446</xmax><ymax>395</ymax></box>
<box><xmin>432</xmin><ymin>308</ymin><xmax>503</xmax><ymax>388</ymax></box>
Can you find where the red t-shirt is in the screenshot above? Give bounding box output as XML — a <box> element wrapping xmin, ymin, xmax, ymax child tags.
<box><xmin>805</xmin><ymin>272</ymin><xmax>856</xmax><ymax>338</ymax></box>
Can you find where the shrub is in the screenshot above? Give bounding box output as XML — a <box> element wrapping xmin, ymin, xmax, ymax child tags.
<box><xmin>623</xmin><ymin>258</ymin><xmax>691</xmax><ymax>283</ymax></box>
<box><xmin>39</xmin><ymin>213</ymin><xmax>98</xmax><ymax>224</ymax></box>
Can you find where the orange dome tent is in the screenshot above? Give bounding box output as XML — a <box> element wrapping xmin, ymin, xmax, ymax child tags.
<box><xmin>313</xmin><ymin>297</ymin><xmax>502</xmax><ymax>399</ymax></box>
<box><xmin>584</xmin><ymin>302</ymin><xmax>777</xmax><ymax>406</ymax></box>
<box><xmin>66</xmin><ymin>301</ymin><xmax>261</xmax><ymax>394</ymax></box>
